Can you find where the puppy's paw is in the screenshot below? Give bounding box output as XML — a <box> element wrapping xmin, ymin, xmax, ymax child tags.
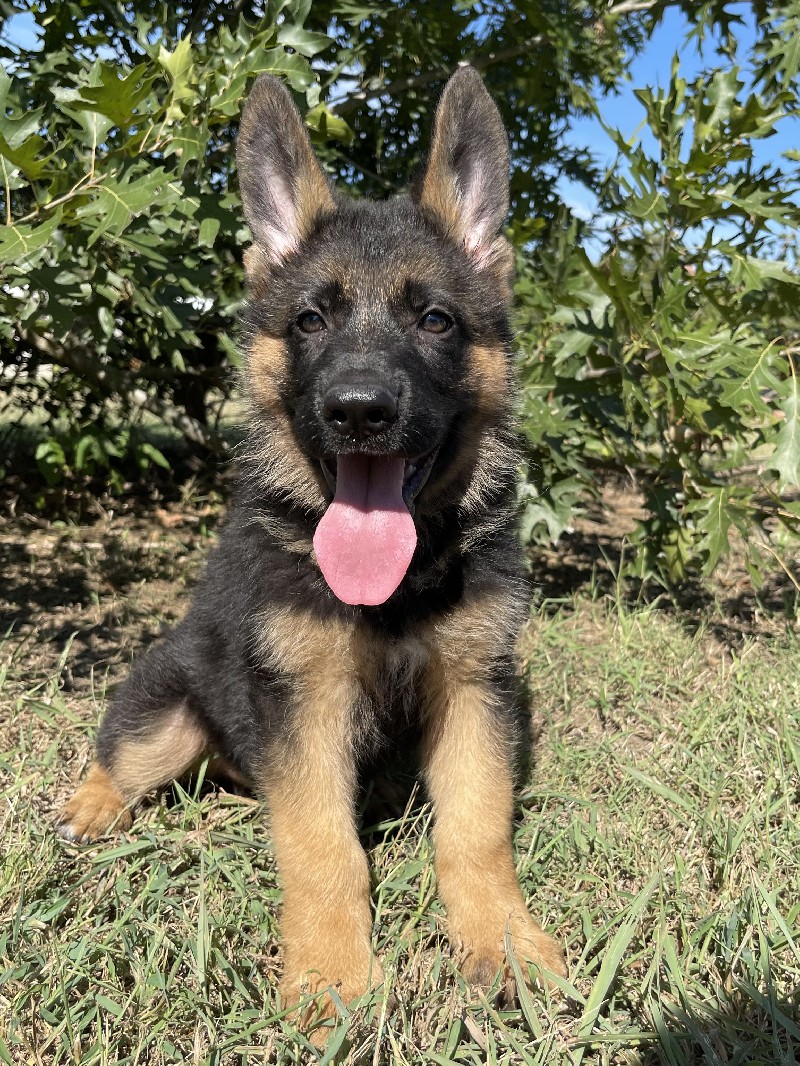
<box><xmin>57</xmin><ymin>763</ymin><xmax>132</xmax><ymax>843</ymax></box>
<box><xmin>282</xmin><ymin>951</ymin><xmax>385</xmax><ymax>1045</ymax></box>
<box><xmin>458</xmin><ymin>910</ymin><xmax>566</xmax><ymax>994</ymax></box>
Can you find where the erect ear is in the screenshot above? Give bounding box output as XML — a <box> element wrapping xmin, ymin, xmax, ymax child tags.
<box><xmin>415</xmin><ymin>66</ymin><xmax>510</xmax><ymax>267</ymax></box>
<box><xmin>237</xmin><ymin>75</ymin><xmax>335</xmax><ymax>266</ymax></box>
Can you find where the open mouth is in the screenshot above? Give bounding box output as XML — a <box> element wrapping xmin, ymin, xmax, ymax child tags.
<box><xmin>320</xmin><ymin>448</ymin><xmax>438</xmax><ymax>512</ymax></box>
<box><xmin>313</xmin><ymin>449</ymin><xmax>439</xmax><ymax>607</ymax></box>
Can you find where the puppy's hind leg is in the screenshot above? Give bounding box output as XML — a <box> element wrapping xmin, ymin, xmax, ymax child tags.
<box><xmin>57</xmin><ymin>645</ymin><xmax>211</xmax><ymax>843</ymax></box>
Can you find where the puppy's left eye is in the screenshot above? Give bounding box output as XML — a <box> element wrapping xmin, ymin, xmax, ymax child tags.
<box><xmin>418</xmin><ymin>310</ymin><xmax>453</xmax><ymax>334</ymax></box>
<box><xmin>297</xmin><ymin>311</ymin><xmax>326</xmax><ymax>333</ymax></box>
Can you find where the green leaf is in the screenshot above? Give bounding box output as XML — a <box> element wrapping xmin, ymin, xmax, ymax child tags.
<box><xmin>212</xmin><ymin>40</ymin><xmax>315</xmax><ymax>113</ymax></box>
<box><xmin>137</xmin><ymin>442</ymin><xmax>171</xmax><ymax>470</ymax></box>
<box><xmin>518</xmin><ymin>477</ymin><xmax>584</xmax><ymax>545</ymax></box>
<box><xmin>277</xmin><ymin>24</ymin><xmax>332</xmax><ymax>57</ymax></box>
<box><xmin>198</xmin><ymin>217</ymin><xmax>220</xmax><ymax>247</ymax></box>
<box><xmin>713</xmin><ymin>335</ymin><xmax>782</xmax><ymax>415</ymax></box>
<box><xmin>695</xmin><ymin>67</ymin><xmax>739</xmax><ymax>141</ymax></box>
<box><xmin>165</xmin><ymin>117</ymin><xmax>209</xmax><ymax>174</ymax></box>
<box><xmin>35</xmin><ymin>439</ymin><xmax>66</xmax><ymax>485</ymax></box>
<box><xmin>94</xmin><ymin>994</ymin><xmax>124</xmax><ymax>1019</ymax></box>
<box><xmin>75</xmin><ymin>168</ymin><xmax>175</xmax><ymax>245</ymax></box>
<box><xmin>0</xmin><ymin>209</ymin><xmax>63</xmax><ymax>269</ymax></box>
<box><xmin>286</xmin><ymin>0</ymin><xmax>313</xmax><ymax>23</ymax></box>
<box><xmin>305</xmin><ymin>104</ymin><xmax>353</xmax><ymax>145</ymax></box>
<box><xmin>729</xmin><ymin>254</ymin><xmax>800</xmax><ymax>293</ymax></box>
<box><xmin>258</xmin><ymin>48</ymin><xmax>314</xmax><ymax>92</ymax></box>
<box><xmin>711</xmin><ymin>184</ymin><xmax>792</xmax><ymax>223</ymax></box>
<box><xmin>0</xmin><ymin>71</ymin><xmax>45</xmax><ymax>149</ymax></box>
<box><xmin>98</xmin><ymin>306</ymin><xmax>115</xmax><ymax>338</ymax></box>
<box><xmin>760</xmin><ymin>19</ymin><xmax>800</xmax><ymax>87</ymax></box>
<box><xmin>769</xmin><ymin>375</ymin><xmax>800</xmax><ymax>490</ymax></box>
<box><xmin>52</xmin><ymin>63</ymin><xmax>115</xmax><ymax>149</ymax></box>
<box><xmin>159</xmin><ymin>34</ymin><xmax>193</xmax><ymax>90</ymax></box>
<box><xmin>72</xmin><ymin>64</ymin><xmax>157</xmax><ymax>129</ymax></box>
<box><xmin>695</xmin><ymin>488</ymin><xmax>738</xmax><ymax>575</ymax></box>
<box><xmin>74</xmin><ymin>434</ymin><xmax>106</xmax><ymax>472</ymax></box>
<box><xmin>159</xmin><ymin>34</ymin><xmax>196</xmax><ymax>116</ymax></box>
<box><xmin>109</xmin><ymin>230</ymin><xmax>170</xmax><ymax>267</ymax></box>
<box><xmin>0</xmin><ymin>130</ymin><xmax>51</xmax><ymax>181</ymax></box>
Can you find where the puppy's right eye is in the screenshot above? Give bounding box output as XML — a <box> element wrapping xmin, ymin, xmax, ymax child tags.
<box><xmin>297</xmin><ymin>311</ymin><xmax>326</xmax><ymax>333</ymax></box>
<box><xmin>418</xmin><ymin>310</ymin><xmax>453</xmax><ymax>334</ymax></box>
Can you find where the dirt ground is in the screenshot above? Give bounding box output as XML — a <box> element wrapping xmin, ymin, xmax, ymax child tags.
<box><xmin>2</xmin><ymin>477</ymin><xmax>796</xmax><ymax>714</ymax></box>
<box><xmin>0</xmin><ymin>484</ymin><xmax>223</xmax><ymax>699</ymax></box>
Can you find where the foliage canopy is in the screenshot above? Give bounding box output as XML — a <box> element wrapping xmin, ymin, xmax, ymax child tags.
<box><xmin>2</xmin><ymin>0</ymin><xmax>800</xmax><ymax>584</ymax></box>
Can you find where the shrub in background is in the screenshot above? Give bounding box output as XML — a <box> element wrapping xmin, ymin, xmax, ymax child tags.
<box><xmin>2</xmin><ymin>0</ymin><xmax>799</xmax><ymax>584</ymax></box>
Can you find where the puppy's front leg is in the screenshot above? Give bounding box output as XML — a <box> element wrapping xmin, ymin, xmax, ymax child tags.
<box><xmin>422</xmin><ymin>653</ymin><xmax>566</xmax><ymax>990</ymax></box>
<box><xmin>264</xmin><ymin>672</ymin><xmax>383</xmax><ymax>1027</ymax></box>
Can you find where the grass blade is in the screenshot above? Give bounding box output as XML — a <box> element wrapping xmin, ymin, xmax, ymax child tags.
<box><xmin>571</xmin><ymin>873</ymin><xmax>660</xmax><ymax>1064</ymax></box>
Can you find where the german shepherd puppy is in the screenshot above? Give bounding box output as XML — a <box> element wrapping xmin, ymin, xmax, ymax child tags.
<box><xmin>58</xmin><ymin>66</ymin><xmax>566</xmax><ymax>1028</ymax></box>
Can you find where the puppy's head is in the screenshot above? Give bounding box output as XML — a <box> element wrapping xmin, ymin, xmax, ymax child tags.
<box><xmin>237</xmin><ymin>68</ymin><xmax>515</xmax><ymax>606</ymax></box>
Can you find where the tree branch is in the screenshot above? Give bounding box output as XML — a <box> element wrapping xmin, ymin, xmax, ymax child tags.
<box><xmin>606</xmin><ymin>0</ymin><xmax>660</xmax><ymax>15</ymax></box>
<box><xmin>330</xmin><ymin>42</ymin><xmax>543</xmax><ymax>116</ymax></box>
<box><xmin>329</xmin><ymin>0</ymin><xmax>659</xmax><ymax>118</ymax></box>
<box><xmin>18</xmin><ymin>330</ymin><xmax>230</xmax><ymax>457</ymax></box>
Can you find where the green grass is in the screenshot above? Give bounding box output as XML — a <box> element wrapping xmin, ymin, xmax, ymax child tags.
<box><xmin>2</xmin><ymin>588</ymin><xmax>800</xmax><ymax>1064</ymax></box>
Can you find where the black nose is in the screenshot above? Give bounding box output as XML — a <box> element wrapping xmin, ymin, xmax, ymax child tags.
<box><xmin>322</xmin><ymin>383</ymin><xmax>399</xmax><ymax>438</ymax></box>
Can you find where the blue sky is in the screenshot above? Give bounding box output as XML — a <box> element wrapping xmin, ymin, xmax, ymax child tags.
<box><xmin>558</xmin><ymin>3</ymin><xmax>800</xmax><ymax>220</ymax></box>
<box><xmin>3</xmin><ymin>9</ymin><xmax>39</xmax><ymax>50</ymax></box>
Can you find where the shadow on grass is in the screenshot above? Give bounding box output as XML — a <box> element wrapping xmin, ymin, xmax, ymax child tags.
<box><xmin>528</xmin><ymin>527</ymin><xmax>799</xmax><ymax>650</ymax></box>
<box><xmin>1</xmin><ymin>519</ymin><xmax>210</xmax><ymax>685</ymax></box>
<box><xmin>4</xmin><ymin>468</ymin><xmax>799</xmax><ymax>701</ymax></box>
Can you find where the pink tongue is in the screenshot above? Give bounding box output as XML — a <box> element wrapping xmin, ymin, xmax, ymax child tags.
<box><xmin>313</xmin><ymin>455</ymin><xmax>417</xmax><ymax>606</ymax></box>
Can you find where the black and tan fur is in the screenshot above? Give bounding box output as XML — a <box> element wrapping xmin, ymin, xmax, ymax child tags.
<box><xmin>58</xmin><ymin>67</ymin><xmax>566</xmax><ymax>1031</ymax></box>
